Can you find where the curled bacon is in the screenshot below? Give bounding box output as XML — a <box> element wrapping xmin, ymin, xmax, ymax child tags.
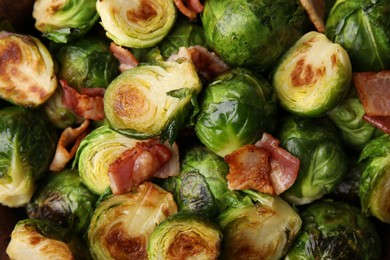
<box><xmin>173</xmin><ymin>0</ymin><xmax>204</xmax><ymax>20</ymax></box>
<box><xmin>109</xmin><ymin>42</ymin><xmax>139</xmax><ymax>72</ymax></box>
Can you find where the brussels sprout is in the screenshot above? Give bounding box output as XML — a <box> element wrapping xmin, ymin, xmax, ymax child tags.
<box><xmin>0</xmin><ymin>106</ymin><xmax>57</xmax><ymax>207</ymax></box>
<box><xmin>358</xmin><ymin>134</ymin><xmax>390</xmax><ymax>223</ymax></box>
<box><xmin>277</xmin><ymin>115</ymin><xmax>348</xmax><ymax>205</ymax></box>
<box><xmin>285</xmin><ymin>199</ymin><xmax>381</xmax><ymax>260</ymax></box>
<box><xmin>0</xmin><ymin>31</ymin><xmax>57</xmax><ymax>107</ymax></box>
<box><xmin>6</xmin><ymin>218</ymin><xmax>91</xmax><ymax>259</ymax></box>
<box><xmin>55</xmin><ymin>36</ymin><xmax>119</xmax><ymax>91</ymax></box>
<box><xmin>272</xmin><ymin>31</ymin><xmax>352</xmax><ymax>117</ymax></box>
<box><xmin>325</xmin><ymin>0</ymin><xmax>390</xmax><ymax>72</ymax></box>
<box><xmin>104</xmin><ymin>60</ymin><xmax>202</xmax><ymax>143</ymax></box>
<box><xmin>32</xmin><ymin>0</ymin><xmax>99</xmax><ymax>43</ymax></box>
<box><xmin>148</xmin><ymin>212</ymin><xmax>222</xmax><ymax>260</ymax></box>
<box><xmin>195</xmin><ymin>67</ymin><xmax>277</xmax><ymax>157</ymax></box>
<box><xmin>201</xmin><ymin>0</ymin><xmax>310</xmax><ymax>71</ymax></box>
<box><xmin>87</xmin><ymin>182</ymin><xmax>177</xmax><ymax>260</ymax></box>
<box><xmin>26</xmin><ymin>169</ymin><xmax>98</xmax><ymax>235</ymax></box>
<box><xmin>96</xmin><ymin>0</ymin><xmax>176</xmax><ymax>48</ymax></box>
<box><xmin>218</xmin><ymin>191</ymin><xmax>302</xmax><ymax>260</ymax></box>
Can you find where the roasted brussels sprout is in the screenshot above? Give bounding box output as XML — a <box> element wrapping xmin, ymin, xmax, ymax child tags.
<box><xmin>6</xmin><ymin>218</ymin><xmax>91</xmax><ymax>259</ymax></box>
<box><xmin>285</xmin><ymin>199</ymin><xmax>381</xmax><ymax>260</ymax></box>
<box><xmin>87</xmin><ymin>182</ymin><xmax>177</xmax><ymax>260</ymax></box>
<box><xmin>195</xmin><ymin>67</ymin><xmax>277</xmax><ymax>157</ymax></box>
<box><xmin>325</xmin><ymin>0</ymin><xmax>390</xmax><ymax>71</ymax></box>
<box><xmin>218</xmin><ymin>191</ymin><xmax>302</xmax><ymax>260</ymax></box>
<box><xmin>104</xmin><ymin>60</ymin><xmax>202</xmax><ymax>143</ymax></box>
<box><xmin>0</xmin><ymin>31</ymin><xmax>57</xmax><ymax>107</ymax></box>
<box><xmin>358</xmin><ymin>134</ymin><xmax>390</xmax><ymax>223</ymax></box>
<box><xmin>272</xmin><ymin>31</ymin><xmax>352</xmax><ymax>117</ymax></box>
<box><xmin>277</xmin><ymin>115</ymin><xmax>348</xmax><ymax>205</ymax></box>
<box><xmin>32</xmin><ymin>0</ymin><xmax>99</xmax><ymax>43</ymax></box>
<box><xmin>96</xmin><ymin>0</ymin><xmax>176</xmax><ymax>48</ymax></box>
<box><xmin>0</xmin><ymin>106</ymin><xmax>57</xmax><ymax>207</ymax></box>
<box><xmin>26</xmin><ymin>169</ymin><xmax>98</xmax><ymax>235</ymax></box>
<box><xmin>201</xmin><ymin>0</ymin><xmax>309</xmax><ymax>71</ymax></box>
<box><xmin>55</xmin><ymin>36</ymin><xmax>119</xmax><ymax>91</ymax></box>
<box><xmin>148</xmin><ymin>212</ymin><xmax>222</xmax><ymax>260</ymax></box>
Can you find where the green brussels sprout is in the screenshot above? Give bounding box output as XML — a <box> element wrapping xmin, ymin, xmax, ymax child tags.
<box><xmin>358</xmin><ymin>134</ymin><xmax>390</xmax><ymax>223</ymax></box>
<box><xmin>285</xmin><ymin>200</ymin><xmax>381</xmax><ymax>260</ymax></box>
<box><xmin>218</xmin><ymin>191</ymin><xmax>302</xmax><ymax>260</ymax></box>
<box><xmin>0</xmin><ymin>31</ymin><xmax>58</xmax><ymax>107</ymax></box>
<box><xmin>87</xmin><ymin>182</ymin><xmax>177</xmax><ymax>260</ymax></box>
<box><xmin>55</xmin><ymin>36</ymin><xmax>119</xmax><ymax>91</ymax></box>
<box><xmin>201</xmin><ymin>0</ymin><xmax>310</xmax><ymax>71</ymax></box>
<box><xmin>195</xmin><ymin>67</ymin><xmax>277</xmax><ymax>157</ymax></box>
<box><xmin>325</xmin><ymin>0</ymin><xmax>390</xmax><ymax>72</ymax></box>
<box><xmin>32</xmin><ymin>0</ymin><xmax>99</xmax><ymax>43</ymax></box>
<box><xmin>26</xmin><ymin>169</ymin><xmax>98</xmax><ymax>235</ymax></box>
<box><xmin>328</xmin><ymin>87</ymin><xmax>376</xmax><ymax>151</ymax></box>
<box><xmin>104</xmin><ymin>60</ymin><xmax>202</xmax><ymax>144</ymax></box>
<box><xmin>277</xmin><ymin>115</ymin><xmax>348</xmax><ymax>205</ymax></box>
<box><xmin>148</xmin><ymin>212</ymin><xmax>222</xmax><ymax>260</ymax></box>
<box><xmin>96</xmin><ymin>0</ymin><xmax>176</xmax><ymax>48</ymax></box>
<box><xmin>6</xmin><ymin>218</ymin><xmax>91</xmax><ymax>259</ymax></box>
<box><xmin>0</xmin><ymin>106</ymin><xmax>57</xmax><ymax>207</ymax></box>
<box><xmin>272</xmin><ymin>31</ymin><xmax>352</xmax><ymax>117</ymax></box>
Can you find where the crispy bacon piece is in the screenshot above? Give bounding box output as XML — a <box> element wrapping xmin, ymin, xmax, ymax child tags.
<box><xmin>363</xmin><ymin>115</ymin><xmax>390</xmax><ymax>134</ymax></box>
<box><xmin>49</xmin><ymin>120</ymin><xmax>91</xmax><ymax>172</ymax></box>
<box><xmin>108</xmin><ymin>139</ymin><xmax>180</xmax><ymax>195</ymax></box>
<box><xmin>300</xmin><ymin>0</ymin><xmax>325</xmax><ymax>32</ymax></box>
<box><xmin>61</xmin><ymin>80</ymin><xmax>105</xmax><ymax>121</ymax></box>
<box><xmin>173</xmin><ymin>0</ymin><xmax>203</xmax><ymax>20</ymax></box>
<box><xmin>109</xmin><ymin>42</ymin><xmax>139</xmax><ymax>72</ymax></box>
<box><xmin>224</xmin><ymin>133</ymin><xmax>300</xmax><ymax>195</ymax></box>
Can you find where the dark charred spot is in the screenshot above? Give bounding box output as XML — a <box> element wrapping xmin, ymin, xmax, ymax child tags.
<box><xmin>331</xmin><ymin>54</ymin><xmax>338</xmax><ymax>68</ymax></box>
<box><xmin>114</xmin><ymin>86</ymin><xmax>147</xmax><ymax>117</ymax></box>
<box><xmin>29</xmin><ymin>231</ymin><xmax>43</xmax><ymax>246</ymax></box>
<box><xmin>127</xmin><ymin>0</ymin><xmax>157</xmax><ymax>23</ymax></box>
<box><xmin>0</xmin><ymin>42</ymin><xmax>22</xmax><ymax>71</ymax></box>
<box><xmin>168</xmin><ymin>232</ymin><xmax>208</xmax><ymax>259</ymax></box>
<box><xmin>291</xmin><ymin>58</ymin><xmax>315</xmax><ymax>87</ymax></box>
<box><xmin>28</xmin><ymin>84</ymin><xmax>49</xmax><ymax>99</ymax></box>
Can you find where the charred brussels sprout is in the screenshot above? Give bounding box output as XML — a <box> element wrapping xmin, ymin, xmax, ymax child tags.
<box><xmin>55</xmin><ymin>36</ymin><xmax>119</xmax><ymax>91</ymax></box>
<box><xmin>6</xmin><ymin>218</ymin><xmax>91</xmax><ymax>259</ymax></box>
<box><xmin>104</xmin><ymin>60</ymin><xmax>202</xmax><ymax>143</ymax></box>
<box><xmin>277</xmin><ymin>115</ymin><xmax>348</xmax><ymax>205</ymax></box>
<box><xmin>26</xmin><ymin>169</ymin><xmax>98</xmax><ymax>235</ymax></box>
<box><xmin>32</xmin><ymin>0</ymin><xmax>99</xmax><ymax>43</ymax></box>
<box><xmin>201</xmin><ymin>0</ymin><xmax>309</xmax><ymax>71</ymax></box>
<box><xmin>285</xmin><ymin>200</ymin><xmax>381</xmax><ymax>260</ymax></box>
<box><xmin>0</xmin><ymin>106</ymin><xmax>57</xmax><ymax>207</ymax></box>
<box><xmin>0</xmin><ymin>31</ymin><xmax>57</xmax><ymax>107</ymax></box>
<box><xmin>88</xmin><ymin>182</ymin><xmax>177</xmax><ymax>260</ymax></box>
<box><xmin>195</xmin><ymin>68</ymin><xmax>277</xmax><ymax>157</ymax></box>
<box><xmin>358</xmin><ymin>134</ymin><xmax>390</xmax><ymax>223</ymax></box>
<box><xmin>218</xmin><ymin>191</ymin><xmax>302</xmax><ymax>260</ymax></box>
<box><xmin>325</xmin><ymin>0</ymin><xmax>390</xmax><ymax>71</ymax></box>
<box><xmin>96</xmin><ymin>0</ymin><xmax>176</xmax><ymax>48</ymax></box>
<box><xmin>272</xmin><ymin>31</ymin><xmax>352</xmax><ymax>117</ymax></box>
<box><xmin>148</xmin><ymin>212</ymin><xmax>222</xmax><ymax>260</ymax></box>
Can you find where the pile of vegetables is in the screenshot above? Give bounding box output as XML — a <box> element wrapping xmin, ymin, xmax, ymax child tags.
<box><xmin>1</xmin><ymin>0</ymin><xmax>390</xmax><ymax>259</ymax></box>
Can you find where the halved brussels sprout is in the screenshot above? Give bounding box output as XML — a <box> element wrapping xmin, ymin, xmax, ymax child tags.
<box><xmin>96</xmin><ymin>0</ymin><xmax>176</xmax><ymax>48</ymax></box>
<box><xmin>0</xmin><ymin>31</ymin><xmax>57</xmax><ymax>107</ymax></box>
<box><xmin>277</xmin><ymin>115</ymin><xmax>348</xmax><ymax>205</ymax></box>
<box><xmin>325</xmin><ymin>0</ymin><xmax>390</xmax><ymax>72</ymax></box>
<box><xmin>201</xmin><ymin>0</ymin><xmax>310</xmax><ymax>71</ymax></box>
<box><xmin>55</xmin><ymin>36</ymin><xmax>119</xmax><ymax>91</ymax></box>
<box><xmin>88</xmin><ymin>182</ymin><xmax>177</xmax><ymax>260</ymax></box>
<box><xmin>26</xmin><ymin>169</ymin><xmax>98</xmax><ymax>235</ymax></box>
<box><xmin>218</xmin><ymin>191</ymin><xmax>302</xmax><ymax>260</ymax></box>
<box><xmin>285</xmin><ymin>199</ymin><xmax>381</xmax><ymax>260</ymax></box>
<box><xmin>358</xmin><ymin>134</ymin><xmax>390</xmax><ymax>223</ymax></box>
<box><xmin>272</xmin><ymin>31</ymin><xmax>352</xmax><ymax>117</ymax></box>
<box><xmin>104</xmin><ymin>60</ymin><xmax>202</xmax><ymax>143</ymax></box>
<box><xmin>6</xmin><ymin>218</ymin><xmax>91</xmax><ymax>259</ymax></box>
<box><xmin>32</xmin><ymin>0</ymin><xmax>99</xmax><ymax>43</ymax></box>
<box><xmin>0</xmin><ymin>106</ymin><xmax>57</xmax><ymax>207</ymax></box>
<box><xmin>148</xmin><ymin>212</ymin><xmax>222</xmax><ymax>260</ymax></box>
<box><xmin>195</xmin><ymin>67</ymin><xmax>277</xmax><ymax>157</ymax></box>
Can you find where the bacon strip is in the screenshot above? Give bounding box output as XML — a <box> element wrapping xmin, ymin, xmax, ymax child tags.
<box><xmin>299</xmin><ymin>0</ymin><xmax>325</xmax><ymax>32</ymax></box>
<box><xmin>49</xmin><ymin>120</ymin><xmax>91</xmax><ymax>172</ymax></box>
<box><xmin>173</xmin><ymin>0</ymin><xmax>203</xmax><ymax>20</ymax></box>
<box><xmin>363</xmin><ymin>115</ymin><xmax>390</xmax><ymax>134</ymax></box>
<box><xmin>109</xmin><ymin>42</ymin><xmax>139</xmax><ymax>72</ymax></box>
<box><xmin>61</xmin><ymin>80</ymin><xmax>105</xmax><ymax>121</ymax></box>
<box><xmin>224</xmin><ymin>133</ymin><xmax>300</xmax><ymax>195</ymax></box>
